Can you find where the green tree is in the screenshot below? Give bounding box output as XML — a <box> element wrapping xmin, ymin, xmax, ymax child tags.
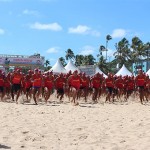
<box><xmin>59</xmin><ymin>57</ymin><xmax>67</xmax><ymax>67</ymax></box>
<box><xmin>97</xmin><ymin>55</ymin><xmax>108</xmax><ymax>74</ymax></box>
<box><xmin>44</xmin><ymin>59</ymin><xmax>50</xmax><ymax>67</ymax></box>
<box><xmin>106</xmin><ymin>34</ymin><xmax>112</xmax><ymax>61</ymax></box>
<box><xmin>75</xmin><ymin>55</ymin><xmax>84</xmax><ymax>66</ymax></box>
<box><xmin>114</xmin><ymin>38</ymin><xmax>131</xmax><ymax>68</ymax></box>
<box><xmin>65</xmin><ymin>48</ymin><xmax>75</xmax><ymax>61</ymax></box>
<box><xmin>83</xmin><ymin>54</ymin><xmax>95</xmax><ymax>65</ymax></box>
<box><xmin>99</xmin><ymin>45</ymin><xmax>106</xmax><ymax>56</ymax></box>
<box><xmin>144</xmin><ymin>42</ymin><xmax>150</xmax><ymax>61</ymax></box>
<box><xmin>131</xmin><ymin>36</ymin><xmax>147</xmax><ymax>68</ymax></box>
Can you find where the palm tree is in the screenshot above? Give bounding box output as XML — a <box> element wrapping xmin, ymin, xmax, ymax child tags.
<box><xmin>65</xmin><ymin>48</ymin><xmax>75</xmax><ymax>61</ymax></box>
<box><xmin>75</xmin><ymin>55</ymin><xmax>84</xmax><ymax>66</ymax></box>
<box><xmin>131</xmin><ymin>36</ymin><xmax>146</xmax><ymax>65</ymax></box>
<box><xmin>83</xmin><ymin>54</ymin><xmax>96</xmax><ymax>65</ymax></box>
<box><xmin>59</xmin><ymin>57</ymin><xmax>67</xmax><ymax>67</ymax></box>
<box><xmin>106</xmin><ymin>35</ymin><xmax>112</xmax><ymax>41</ymax></box>
<box><xmin>145</xmin><ymin>42</ymin><xmax>150</xmax><ymax>61</ymax></box>
<box><xmin>106</xmin><ymin>34</ymin><xmax>112</xmax><ymax>61</ymax></box>
<box><xmin>113</xmin><ymin>38</ymin><xmax>131</xmax><ymax>68</ymax></box>
<box><xmin>99</xmin><ymin>45</ymin><xmax>106</xmax><ymax>55</ymax></box>
<box><xmin>44</xmin><ymin>59</ymin><xmax>50</xmax><ymax>67</ymax></box>
<box><xmin>97</xmin><ymin>55</ymin><xmax>108</xmax><ymax>74</ymax></box>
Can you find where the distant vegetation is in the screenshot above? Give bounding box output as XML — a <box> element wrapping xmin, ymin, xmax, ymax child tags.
<box><xmin>44</xmin><ymin>36</ymin><xmax>150</xmax><ymax>74</ymax></box>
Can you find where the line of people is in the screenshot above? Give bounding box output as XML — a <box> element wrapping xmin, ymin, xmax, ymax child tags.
<box><xmin>0</xmin><ymin>68</ymin><xmax>150</xmax><ymax>105</ymax></box>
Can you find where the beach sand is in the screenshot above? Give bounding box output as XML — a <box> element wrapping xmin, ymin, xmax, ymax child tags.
<box><xmin>0</xmin><ymin>96</ymin><xmax>150</xmax><ymax>150</ymax></box>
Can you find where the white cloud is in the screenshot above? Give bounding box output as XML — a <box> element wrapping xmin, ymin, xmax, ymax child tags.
<box><xmin>69</xmin><ymin>25</ymin><xmax>90</xmax><ymax>34</ymax></box>
<box><xmin>111</xmin><ymin>29</ymin><xmax>127</xmax><ymax>38</ymax></box>
<box><xmin>23</xmin><ymin>9</ymin><xmax>40</xmax><ymax>17</ymax></box>
<box><xmin>79</xmin><ymin>45</ymin><xmax>95</xmax><ymax>55</ymax></box>
<box><xmin>68</xmin><ymin>25</ymin><xmax>100</xmax><ymax>37</ymax></box>
<box><xmin>30</xmin><ymin>22</ymin><xmax>62</xmax><ymax>31</ymax></box>
<box><xmin>46</xmin><ymin>47</ymin><xmax>60</xmax><ymax>53</ymax></box>
<box><xmin>0</xmin><ymin>28</ymin><xmax>5</xmax><ymax>35</ymax></box>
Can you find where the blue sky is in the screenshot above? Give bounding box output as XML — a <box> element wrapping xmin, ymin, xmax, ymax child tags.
<box><xmin>0</xmin><ymin>0</ymin><xmax>149</xmax><ymax>66</ymax></box>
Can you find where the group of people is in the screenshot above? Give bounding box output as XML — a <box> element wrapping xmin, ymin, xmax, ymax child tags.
<box><xmin>0</xmin><ymin>68</ymin><xmax>149</xmax><ymax>105</ymax></box>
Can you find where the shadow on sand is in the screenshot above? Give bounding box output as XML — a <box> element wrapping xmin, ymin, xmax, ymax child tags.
<box><xmin>0</xmin><ymin>144</ymin><xmax>11</xmax><ymax>149</ymax></box>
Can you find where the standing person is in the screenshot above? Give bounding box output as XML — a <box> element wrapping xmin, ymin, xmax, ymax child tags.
<box><xmin>0</xmin><ymin>70</ymin><xmax>5</xmax><ymax>101</ymax></box>
<box><xmin>67</xmin><ymin>70</ymin><xmax>81</xmax><ymax>105</ymax></box>
<box><xmin>11</xmin><ymin>69</ymin><xmax>23</xmax><ymax>104</ymax></box>
<box><xmin>125</xmin><ymin>76</ymin><xmax>135</xmax><ymax>101</ymax></box>
<box><xmin>105</xmin><ymin>73</ymin><xmax>115</xmax><ymax>103</ymax></box>
<box><xmin>115</xmin><ymin>75</ymin><xmax>124</xmax><ymax>101</ymax></box>
<box><xmin>135</xmin><ymin>69</ymin><xmax>146</xmax><ymax>104</ymax></box>
<box><xmin>4</xmin><ymin>72</ymin><xmax>11</xmax><ymax>99</ymax></box>
<box><xmin>55</xmin><ymin>73</ymin><xmax>66</xmax><ymax>102</ymax></box>
<box><xmin>79</xmin><ymin>72</ymin><xmax>90</xmax><ymax>102</ymax></box>
<box><xmin>43</xmin><ymin>71</ymin><xmax>54</xmax><ymax>103</ymax></box>
<box><xmin>91</xmin><ymin>73</ymin><xmax>101</xmax><ymax>103</ymax></box>
<box><xmin>65</xmin><ymin>71</ymin><xmax>72</xmax><ymax>100</ymax></box>
<box><xmin>24</xmin><ymin>74</ymin><xmax>32</xmax><ymax>101</ymax></box>
<box><xmin>32</xmin><ymin>68</ymin><xmax>43</xmax><ymax>105</ymax></box>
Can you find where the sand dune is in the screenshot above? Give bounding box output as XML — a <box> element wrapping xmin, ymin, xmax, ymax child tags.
<box><xmin>0</xmin><ymin>96</ymin><xmax>150</xmax><ymax>150</ymax></box>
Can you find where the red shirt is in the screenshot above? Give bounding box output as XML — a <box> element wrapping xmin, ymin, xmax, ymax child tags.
<box><xmin>81</xmin><ymin>76</ymin><xmax>89</xmax><ymax>87</ymax></box>
<box><xmin>0</xmin><ymin>75</ymin><xmax>4</xmax><ymax>86</ymax></box>
<box><xmin>105</xmin><ymin>78</ymin><xmax>114</xmax><ymax>88</ymax></box>
<box><xmin>44</xmin><ymin>76</ymin><xmax>54</xmax><ymax>89</ymax></box>
<box><xmin>91</xmin><ymin>76</ymin><xmax>101</xmax><ymax>88</ymax></box>
<box><xmin>115</xmin><ymin>78</ymin><xmax>124</xmax><ymax>89</ymax></box>
<box><xmin>12</xmin><ymin>73</ymin><xmax>23</xmax><ymax>84</ymax></box>
<box><xmin>69</xmin><ymin>75</ymin><xmax>81</xmax><ymax>89</ymax></box>
<box><xmin>32</xmin><ymin>74</ymin><xmax>42</xmax><ymax>87</ymax></box>
<box><xmin>55</xmin><ymin>77</ymin><xmax>65</xmax><ymax>89</ymax></box>
<box><xmin>136</xmin><ymin>75</ymin><xmax>146</xmax><ymax>86</ymax></box>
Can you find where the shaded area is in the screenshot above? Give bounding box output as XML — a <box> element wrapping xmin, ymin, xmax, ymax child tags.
<box><xmin>0</xmin><ymin>144</ymin><xmax>11</xmax><ymax>149</ymax></box>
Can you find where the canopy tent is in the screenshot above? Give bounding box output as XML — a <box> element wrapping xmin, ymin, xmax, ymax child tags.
<box><xmin>146</xmin><ymin>69</ymin><xmax>150</xmax><ymax>77</ymax></box>
<box><xmin>95</xmin><ymin>66</ymin><xmax>108</xmax><ymax>78</ymax></box>
<box><xmin>50</xmin><ymin>59</ymin><xmax>67</xmax><ymax>74</ymax></box>
<box><xmin>115</xmin><ymin>64</ymin><xmax>132</xmax><ymax>76</ymax></box>
<box><xmin>65</xmin><ymin>60</ymin><xmax>80</xmax><ymax>73</ymax></box>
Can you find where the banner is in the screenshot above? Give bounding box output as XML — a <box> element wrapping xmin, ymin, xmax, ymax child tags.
<box><xmin>78</xmin><ymin>65</ymin><xmax>95</xmax><ymax>76</ymax></box>
<box><xmin>0</xmin><ymin>57</ymin><xmax>44</xmax><ymax>66</ymax></box>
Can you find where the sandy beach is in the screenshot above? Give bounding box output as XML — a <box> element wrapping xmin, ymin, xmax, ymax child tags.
<box><xmin>0</xmin><ymin>96</ymin><xmax>150</xmax><ymax>150</ymax></box>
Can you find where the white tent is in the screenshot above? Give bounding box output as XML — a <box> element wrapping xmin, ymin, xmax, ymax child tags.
<box><xmin>65</xmin><ymin>60</ymin><xmax>80</xmax><ymax>73</ymax></box>
<box><xmin>50</xmin><ymin>59</ymin><xmax>67</xmax><ymax>74</ymax></box>
<box><xmin>115</xmin><ymin>64</ymin><xmax>132</xmax><ymax>76</ymax></box>
<box><xmin>146</xmin><ymin>69</ymin><xmax>150</xmax><ymax>77</ymax></box>
<box><xmin>95</xmin><ymin>66</ymin><xmax>107</xmax><ymax>78</ymax></box>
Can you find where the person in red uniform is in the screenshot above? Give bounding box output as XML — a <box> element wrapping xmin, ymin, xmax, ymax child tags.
<box><xmin>144</xmin><ymin>75</ymin><xmax>150</xmax><ymax>102</ymax></box>
<box><xmin>55</xmin><ymin>73</ymin><xmax>66</xmax><ymax>102</ymax></box>
<box><xmin>67</xmin><ymin>70</ymin><xmax>81</xmax><ymax>105</ymax></box>
<box><xmin>11</xmin><ymin>69</ymin><xmax>23</xmax><ymax>104</ymax></box>
<box><xmin>65</xmin><ymin>71</ymin><xmax>72</xmax><ymax>100</ymax></box>
<box><xmin>24</xmin><ymin>74</ymin><xmax>32</xmax><ymax>101</ymax></box>
<box><xmin>115</xmin><ymin>75</ymin><xmax>124</xmax><ymax>101</ymax></box>
<box><xmin>91</xmin><ymin>73</ymin><xmax>101</xmax><ymax>102</ymax></box>
<box><xmin>44</xmin><ymin>71</ymin><xmax>54</xmax><ymax>103</ymax></box>
<box><xmin>135</xmin><ymin>69</ymin><xmax>146</xmax><ymax>104</ymax></box>
<box><xmin>32</xmin><ymin>68</ymin><xmax>43</xmax><ymax>105</ymax></box>
<box><xmin>79</xmin><ymin>72</ymin><xmax>90</xmax><ymax>102</ymax></box>
<box><xmin>125</xmin><ymin>76</ymin><xmax>135</xmax><ymax>101</ymax></box>
<box><xmin>105</xmin><ymin>73</ymin><xmax>115</xmax><ymax>103</ymax></box>
<box><xmin>0</xmin><ymin>70</ymin><xmax>5</xmax><ymax>101</ymax></box>
<box><xmin>4</xmin><ymin>72</ymin><xmax>11</xmax><ymax>99</ymax></box>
